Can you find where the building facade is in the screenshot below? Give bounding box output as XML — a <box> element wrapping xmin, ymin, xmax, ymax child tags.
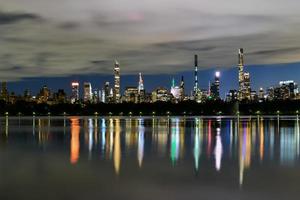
<box><xmin>83</xmin><ymin>82</ymin><xmax>92</xmax><ymax>103</ymax></box>
<box><xmin>114</xmin><ymin>60</ymin><xmax>121</xmax><ymax>103</ymax></box>
<box><xmin>238</xmin><ymin>49</ymin><xmax>251</xmax><ymax>101</ymax></box>
<box><xmin>71</xmin><ymin>81</ymin><xmax>80</xmax><ymax>104</ymax></box>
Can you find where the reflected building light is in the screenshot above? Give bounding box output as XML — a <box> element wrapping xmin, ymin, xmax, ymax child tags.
<box><xmin>114</xmin><ymin>119</ymin><xmax>121</xmax><ymax>175</ymax></box>
<box><xmin>229</xmin><ymin>120</ymin><xmax>233</xmax><ymax>158</ymax></box>
<box><xmin>170</xmin><ymin>118</ymin><xmax>180</xmax><ymax>164</ymax></box>
<box><xmin>239</xmin><ymin>157</ymin><xmax>244</xmax><ymax>187</ymax></box>
<box><xmin>125</xmin><ymin>118</ymin><xmax>132</xmax><ymax>143</ymax></box>
<box><xmin>5</xmin><ymin>116</ymin><xmax>8</xmax><ymax>137</ymax></box>
<box><xmin>269</xmin><ymin>120</ymin><xmax>275</xmax><ymax>159</ymax></box>
<box><xmin>137</xmin><ymin>118</ymin><xmax>145</xmax><ymax>168</ymax></box>
<box><xmin>32</xmin><ymin>116</ymin><xmax>36</xmax><ymax>136</ymax></box>
<box><xmin>88</xmin><ymin>118</ymin><xmax>93</xmax><ymax>159</ymax></box>
<box><xmin>296</xmin><ymin>118</ymin><xmax>300</xmax><ymax>157</ymax></box>
<box><xmin>38</xmin><ymin>118</ymin><xmax>41</xmax><ymax>143</ymax></box>
<box><xmin>109</xmin><ymin>118</ymin><xmax>114</xmax><ymax>159</ymax></box>
<box><xmin>179</xmin><ymin>118</ymin><xmax>185</xmax><ymax>158</ymax></box>
<box><xmin>64</xmin><ymin>116</ymin><xmax>66</xmax><ymax>128</ymax></box>
<box><xmin>280</xmin><ymin>126</ymin><xmax>297</xmax><ymax>166</ymax></box>
<box><xmin>94</xmin><ymin>118</ymin><xmax>98</xmax><ymax>145</ymax></box>
<box><xmin>157</xmin><ymin>119</ymin><xmax>168</xmax><ymax>156</ymax></box>
<box><xmin>234</xmin><ymin>120</ymin><xmax>238</xmax><ymax>155</ymax></box>
<box><xmin>126</xmin><ymin>118</ymin><xmax>140</xmax><ymax>152</ymax></box>
<box><xmin>151</xmin><ymin>118</ymin><xmax>156</xmax><ymax>152</ymax></box>
<box><xmin>251</xmin><ymin>120</ymin><xmax>256</xmax><ymax>153</ymax></box>
<box><xmin>207</xmin><ymin>120</ymin><xmax>212</xmax><ymax>158</ymax></box>
<box><xmin>63</xmin><ymin>116</ymin><xmax>66</xmax><ymax>135</ymax></box>
<box><xmin>259</xmin><ymin>119</ymin><xmax>264</xmax><ymax>161</ymax></box>
<box><xmin>214</xmin><ymin>128</ymin><xmax>223</xmax><ymax>171</ymax></box>
<box><xmin>239</xmin><ymin>122</ymin><xmax>251</xmax><ymax>186</ymax></box>
<box><xmin>101</xmin><ymin>119</ymin><xmax>106</xmax><ymax>154</ymax></box>
<box><xmin>38</xmin><ymin>119</ymin><xmax>50</xmax><ymax>145</ymax></box>
<box><xmin>48</xmin><ymin>115</ymin><xmax>51</xmax><ymax>129</ymax></box>
<box><xmin>95</xmin><ymin>118</ymin><xmax>98</xmax><ymax>128</ymax></box>
<box><xmin>194</xmin><ymin>118</ymin><xmax>202</xmax><ymax>171</ymax></box>
<box><xmin>70</xmin><ymin>117</ymin><xmax>80</xmax><ymax>164</ymax></box>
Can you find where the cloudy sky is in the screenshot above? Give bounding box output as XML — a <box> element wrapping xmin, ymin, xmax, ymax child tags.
<box><xmin>1</xmin><ymin>0</ymin><xmax>300</xmax><ymax>94</ymax></box>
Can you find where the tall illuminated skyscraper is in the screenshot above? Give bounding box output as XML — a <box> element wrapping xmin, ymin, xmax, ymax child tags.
<box><xmin>71</xmin><ymin>81</ymin><xmax>80</xmax><ymax>104</ymax></box>
<box><xmin>244</xmin><ymin>72</ymin><xmax>251</xmax><ymax>99</ymax></box>
<box><xmin>104</xmin><ymin>82</ymin><xmax>110</xmax><ymax>103</ymax></box>
<box><xmin>83</xmin><ymin>82</ymin><xmax>92</xmax><ymax>103</ymax></box>
<box><xmin>194</xmin><ymin>55</ymin><xmax>199</xmax><ymax>94</ymax></box>
<box><xmin>238</xmin><ymin>48</ymin><xmax>244</xmax><ymax>100</ymax></box>
<box><xmin>138</xmin><ymin>73</ymin><xmax>145</xmax><ymax>103</ymax></box>
<box><xmin>210</xmin><ymin>71</ymin><xmax>220</xmax><ymax>100</ymax></box>
<box><xmin>238</xmin><ymin>48</ymin><xmax>251</xmax><ymax>100</ymax></box>
<box><xmin>114</xmin><ymin>60</ymin><xmax>121</xmax><ymax>103</ymax></box>
<box><xmin>138</xmin><ymin>72</ymin><xmax>144</xmax><ymax>93</ymax></box>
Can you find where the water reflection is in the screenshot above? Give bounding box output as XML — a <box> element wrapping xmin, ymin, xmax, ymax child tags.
<box><xmin>70</xmin><ymin>117</ymin><xmax>80</xmax><ymax>164</ymax></box>
<box><xmin>214</xmin><ymin>127</ymin><xmax>222</xmax><ymax>171</ymax></box>
<box><xmin>239</xmin><ymin>121</ymin><xmax>251</xmax><ymax>186</ymax></box>
<box><xmin>170</xmin><ymin>118</ymin><xmax>180</xmax><ymax>164</ymax></box>
<box><xmin>137</xmin><ymin>118</ymin><xmax>145</xmax><ymax>167</ymax></box>
<box><xmin>194</xmin><ymin>118</ymin><xmax>202</xmax><ymax>171</ymax></box>
<box><xmin>3</xmin><ymin>116</ymin><xmax>300</xmax><ymax>187</ymax></box>
<box><xmin>114</xmin><ymin>119</ymin><xmax>121</xmax><ymax>175</ymax></box>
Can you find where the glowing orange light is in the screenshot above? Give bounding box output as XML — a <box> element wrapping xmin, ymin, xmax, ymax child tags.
<box><xmin>70</xmin><ymin>117</ymin><xmax>80</xmax><ymax>164</ymax></box>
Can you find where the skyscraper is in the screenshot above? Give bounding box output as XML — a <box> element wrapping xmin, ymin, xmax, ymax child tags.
<box><xmin>71</xmin><ymin>81</ymin><xmax>79</xmax><ymax>104</ymax></box>
<box><xmin>0</xmin><ymin>82</ymin><xmax>9</xmax><ymax>102</ymax></box>
<box><xmin>37</xmin><ymin>85</ymin><xmax>50</xmax><ymax>103</ymax></box>
<box><xmin>104</xmin><ymin>82</ymin><xmax>110</xmax><ymax>103</ymax></box>
<box><xmin>138</xmin><ymin>73</ymin><xmax>145</xmax><ymax>103</ymax></box>
<box><xmin>138</xmin><ymin>72</ymin><xmax>144</xmax><ymax>93</ymax></box>
<box><xmin>279</xmin><ymin>80</ymin><xmax>299</xmax><ymax>99</ymax></box>
<box><xmin>258</xmin><ymin>87</ymin><xmax>265</xmax><ymax>102</ymax></box>
<box><xmin>83</xmin><ymin>82</ymin><xmax>92</xmax><ymax>103</ymax></box>
<box><xmin>243</xmin><ymin>72</ymin><xmax>251</xmax><ymax>100</ymax></box>
<box><xmin>194</xmin><ymin>54</ymin><xmax>198</xmax><ymax>94</ymax></box>
<box><xmin>114</xmin><ymin>60</ymin><xmax>121</xmax><ymax>103</ymax></box>
<box><xmin>238</xmin><ymin>48</ymin><xmax>251</xmax><ymax>101</ymax></box>
<box><xmin>180</xmin><ymin>76</ymin><xmax>185</xmax><ymax>101</ymax></box>
<box><xmin>238</xmin><ymin>48</ymin><xmax>244</xmax><ymax>100</ymax></box>
<box><xmin>210</xmin><ymin>71</ymin><xmax>220</xmax><ymax>100</ymax></box>
<box><xmin>170</xmin><ymin>78</ymin><xmax>181</xmax><ymax>101</ymax></box>
<box><xmin>124</xmin><ymin>87</ymin><xmax>139</xmax><ymax>103</ymax></box>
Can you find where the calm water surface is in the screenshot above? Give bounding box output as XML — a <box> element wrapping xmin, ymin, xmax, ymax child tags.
<box><xmin>1</xmin><ymin>116</ymin><xmax>300</xmax><ymax>200</ymax></box>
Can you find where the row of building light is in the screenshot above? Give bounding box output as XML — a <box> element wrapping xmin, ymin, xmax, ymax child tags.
<box><xmin>0</xmin><ymin>48</ymin><xmax>299</xmax><ymax>104</ymax></box>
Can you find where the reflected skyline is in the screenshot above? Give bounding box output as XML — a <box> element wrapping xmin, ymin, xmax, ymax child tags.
<box><xmin>2</xmin><ymin>116</ymin><xmax>300</xmax><ymax>187</ymax></box>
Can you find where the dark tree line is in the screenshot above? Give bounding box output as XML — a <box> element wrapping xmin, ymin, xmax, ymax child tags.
<box><xmin>0</xmin><ymin>99</ymin><xmax>300</xmax><ymax>116</ymax></box>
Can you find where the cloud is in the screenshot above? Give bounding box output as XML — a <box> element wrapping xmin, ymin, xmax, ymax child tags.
<box><xmin>248</xmin><ymin>47</ymin><xmax>300</xmax><ymax>56</ymax></box>
<box><xmin>0</xmin><ymin>0</ymin><xmax>300</xmax><ymax>81</ymax></box>
<box><xmin>0</xmin><ymin>11</ymin><xmax>41</xmax><ymax>25</ymax></box>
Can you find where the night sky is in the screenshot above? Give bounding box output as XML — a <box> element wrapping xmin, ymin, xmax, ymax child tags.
<box><xmin>6</xmin><ymin>62</ymin><xmax>300</xmax><ymax>98</ymax></box>
<box><xmin>1</xmin><ymin>0</ymin><xmax>300</xmax><ymax>96</ymax></box>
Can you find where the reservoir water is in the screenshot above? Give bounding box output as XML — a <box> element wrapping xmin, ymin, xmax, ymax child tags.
<box><xmin>0</xmin><ymin>116</ymin><xmax>300</xmax><ymax>200</ymax></box>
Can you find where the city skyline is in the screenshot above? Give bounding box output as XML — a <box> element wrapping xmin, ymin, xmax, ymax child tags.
<box><xmin>1</xmin><ymin>0</ymin><xmax>300</xmax><ymax>82</ymax></box>
<box><xmin>1</xmin><ymin>48</ymin><xmax>300</xmax><ymax>104</ymax></box>
<box><xmin>3</xmin><ymin>60</ymin><xmax>300</xmax><ymax>99</ymax></box>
